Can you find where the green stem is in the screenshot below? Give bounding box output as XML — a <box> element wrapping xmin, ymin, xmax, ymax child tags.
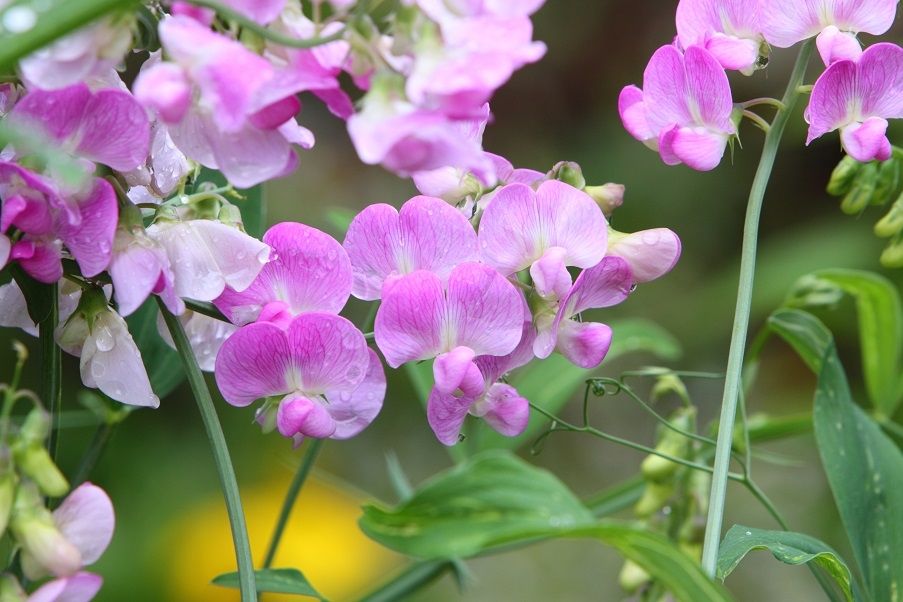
<box><xmin>158</xmin><ymin>298</ymin><xmax>257</xmax><ymax>601</ymax></box>
<box><xmin>262</xmin><ymin>438</ymin><xmax>323</xmax><ymax>569</ymax></box>
<box><xmin>70</xmin><ymin>422</ymin><xmax>116</xmax><ymax>486</ymax></box>
<box><xmin>700</xmin><ymin>39</ymin><xmax>814</xmax><ymax>577</ymax></box>
<box><xmin>41</xmin><ymin>281</ymin><xmax>61</xmax><ymax>460</ymax></box>
<box><xmin>354</xmin><ymin>560</ymin><xmax>451</xmax><ymax>602</ymax></box>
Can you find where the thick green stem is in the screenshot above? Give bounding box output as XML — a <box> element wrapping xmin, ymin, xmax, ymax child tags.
<box><xmin>700</xmin><ymin>40</ymin><xmax>814</xmax><ymax>576</ymax></box>
<box><xmin>262</xmin><ymin>437</ymin><xmax>323</xmax><ymax>569</ymax></box>
<box><xmin>158</xmin><ymin>299</ymin><xmax>257</xmax><ymax>601</ymax></box>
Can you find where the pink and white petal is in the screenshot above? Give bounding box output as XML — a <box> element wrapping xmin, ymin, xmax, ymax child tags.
<box><xmin>540</xmin><ymin>180</ymin><xmax>608</xmax><ymax>268</ymax></box>
<box><xmin>445</xmin><ymin>262</ymin><xmax>523</xmax><ymax>357</ymax></box>
<box><xmin>188</xmin><ymin>220</ymin><xmax>270</xmax><ymax>293</ymax></box>
<box><xmin>0</xmin><ymin>234</ymin><xmax>7</xmax><ymax>268</ymax></box>
<box><xmin>2</xmin><ymin>193</ymin><xmax>53</xmax><ymax>235</ymax></box>
<box><xmin>760</xmin><ymin>3</ymin><xmax>822</xmax><ymax>48</ymax></box>
<box><xmin>806</xmin><ymin>59</ymin><xmax>857</xmax><ymax>142</ymax></box>
<box><xmin>76</xmin><ymin>89</ymin><xmax>150</xmax><ymax>171</ymax></box>
<box><xmin>858</xmin><ymin>43</ymin><xmax>903</xmax><ymax>119</ymax></box>
<box><xmin>12</xmin><ymin>238</ymin><xmax>63</xmax><ymax>284</ymax></box>
<box><xmin>55</xmin><ymin>179</ymin><xmax>118</xmax><ymax>278</ymax></box>
<box><xmin>108</xmin><ymin>230</ymin><xmax>168</xmax><ymax>317</ymax></box>
<box><xmin>427</xmin><ymin>388</ymin><xmax>474</xmax><ymax>446</ymax></box>
<box><xmin>434</xmin><ymin>346</ymin><xmax>484</xmax><ymax>396</ymax></box>
<box><xmin>642</xmin><ymin>45</ymin><xmax>693</xmax><ymax>133</ymax></box>
<box><xmin>606</xmin><ymin>228</ymin><xmax>681</xmax><ymax>284</ymax></box>
<box><xmin>215</xmin><ymin>321</ymin><xmax>293</xmax><ymax>406</ymax></box>
<box><xmin>566</xmin><ymin>255</ymin><xmax>633</xmax><ymax>316</ymax></box>
<box><xmin>478</xmin><ymin>182</ymin><xmax>541</xmax><ymax>273</ymax></box>
<box><xmin>147</xmin><ymin>221</ymin><xmax>223</xmax><ymax>301</ymax></box>
<box><xmin>374</xmin><ymin>270</ymin><xmax>445</xmax><ymax>367</ymax></box>
<box><xmin>219</xmin><ymin>0</ymin><xmax>285</xmax><ymax>25</ymax></box>
<box><xmin>285</xmin><ymin>313</ymin><xmax>368</xmax><ymax>394</ymax></box>
<box><xmin>704</xmin><ymin>34</ymin><xmax>760</xmax><ymax>72</ymax></box>
<box><xmin>832</xmin><ymin>0</ymin><xmax>899</xmax><ymax>36</ymax></box>
<box><xmin>133</xmin><ymin>62</ymin><xmax>192</xmax><ymax>124</ymax></box>
<box><xmin>669</xmin><ymin>126</ymin><xmax>729</xmax><ymax>171</ymax></box>
<box><xmin>210</xmin><ymin>122</ymin><xmax>301</xmax><ymax>189</ymax></box>
<box><xmin>27</xmin><ymin>572</ymin><xmax>103</xmax><ymax>602</ymax></box>
<box><xmin>556</xmin><ymin>320</ymin><xmax>613</xmax><ymax>369</ymax></box>
<box><xmin>276</xmin><ymin>393</ymin><xmax>337</xmax><ymax>439</ymax></box>
<box><xmin>474</xmin><ymin>382</ymin><xmax>530</xmax><ymax>438</ymax></box>
<box><xmin>815</xmin><ymin>26</ymin><xmax>861</xmax><ymax>66</ymax></box>
<box><xmin>344</xmin><ymin>203</ymin><xmax>406</xmax><ymax>300</ymax></box>
<box><xmin>619</xmin><ymin>85</ymin><xmax>655</xmax><ymax>142</ymax></box>
<box><xmin>683</xmin><ymin>45</ymin><xmax>734</xmax><ymax>131</ymax></box>
<box><xmin>840</xmin><ymin>118</ymin><xmax>891</xmax><ymax>162</ymax></box>
<box><xmin>10</xmin><ymin>84</ymin><xmax>90</xmax><ymax>143</ymax></box>
<box><xmin>399</xmin><ymin>195</ymin><xmax>480</xmax><ymax>280</ymax></box>
<box><xmin>157</xmin><ymin>310</ymin><xmax>238</xmax><ymax>372</ymax></box>
<box><xmin>657</xmin><ymin>124</ymin><xmax>684</xmax><ymax>166</ymax></box>
<box><xmin>0</xmin><ymin>281</ymin><xmax>39</xmax><ymax>336</ymax></box>
<box><xmin>529</xmin><ymin>246</ymin><xmax>571</xmax><ymax>299</ymax></box>
<box><xmin>325</xmin><ymin>349</ymin><xmax>385</xmax><ymax>440</ymax></box>
<box><xmin>52</xmin><ymin>483</ymin><xmax>114</xmax><ymax>566</ymax></box>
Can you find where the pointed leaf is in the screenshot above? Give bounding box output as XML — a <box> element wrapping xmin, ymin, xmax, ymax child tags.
<box><xmin>212</xmin><ymin>568</ymin><xmax>326</xmax><ymax>600</ymax></box>
<box><xmin>717</xmin><ymin>525</ymin><xmax>855</xmax><ymax>602</ymax></box>
<box><xmin>359</xmin><ymin>451</ymin><xmax>594</xmax><ymax>559</ymax></box>
<box><xmin>766</xmin><ymin>308</ymin><xmax>832</xmax><ymax>373</ymax></box>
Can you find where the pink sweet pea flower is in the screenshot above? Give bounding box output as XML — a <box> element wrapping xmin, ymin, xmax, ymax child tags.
<box><xmin>534</xmin><ymin>256</ymin><xmax>633</xmax><ymax>368</ymax></box>
<box><xmin>215</xmin><ymin>313</ymin><xmax>383</xmax><ymax>441</ymax></box>
<box><xmin>374</xmin><ymin>262</ymin><xmax>523</xmax><ymax>396</ymax></box>
<box><xmin>675</xmin><ymin>0</ymin><xmax>765</xmax><ymax>74</ymax></box>
<box><xmin>619</xmin><ymin>44</ymin><xmax>736</xmax><ymax>171</ymax></box>
<box><xmin>343</xmin><ymin>195</ymin><xmax>480</xmax><ymax>300</ymax></box>
<box><xmin>26</xmin><ymin>572</ymin><xmax>103</xmax><ymax>602</ymax></box>
<box><xmin>215</xmin><ymin>222</ymin><xmax>352</xmax><ymax>325</ymax></box>
<box><xmin>478</xmin><ymin>180</ymin><xmax>607</xmax><ymax>299</ymax></box>
<box><xmin>806</xmin><ymin>43</ymin><xmax>903</xmax><ymax>162</ymax></box>
<box><xmin>606</xmin><ymin>227</ymin><xmax>682</xmax><ymax>284</ymax></box>
<box><xmin>761</xmin><ymin>0</ymin><xmax>898</xmax><ymax>66</ymax></box>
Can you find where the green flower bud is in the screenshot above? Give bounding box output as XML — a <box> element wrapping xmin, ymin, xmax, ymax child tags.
<box><xmin>13</xmin><ymin>442</ymin><xmax>68</xmax><ymax>498</ymax></box>
<box><xmin>871</xmin><ymin>158</ymin><xmax>900</xmax><ymax>206</ymax></box>
<box><xmin>880</xmin><ymin>236</ymin><xmax>903</xmax><ymax>268</ymax></box>
<box><xmin>0</xmin><ymin>573</ymin><xmax>26</xmax><ymax>602</ymax></box>
<box><xmin>875</xmin><ymin>195</ymin><xmax>903</xmax><ymax>238</ymax></box>
<box><xmin>634</xmin><ymin>481</ymin><xmax>674</xmax><ymax>518</ymax></box>
<box><xmin>584</xmin><ymin>183</ymin><xmax>624</xmax><ymax>216</ymax></box>
<box><xmin>0</xmin><ymin>451</ymin><xmax>16</xmax><ymax>537</ymax></box>
<box><xmin>618</xmin><ymin>559</ymin><xmax>650</xmax><ymax>594</ymax></box>
<box><xmin>826</xmin><ymin>155</ymin><xmax>864</xmax><ymax>196</ymax></box>
<box><xmin>19</xmin><ymin>407</ymin><xmax>50</xmax><ymax>444</ymax></box>
<box><xmin>840</xmin><ymin>162</ymin><xmax>877</xmax><ymax>214</ymax></box>
<box><xmin>551</xmin><ymin>161</ymin><xmax>585</xmax><ymax>189</ymax></box>
<box><xmin>641</xmin><ymin>408</ymin><xmax>695</xmax><ymax>481</ymax></box>
<box><xmin>9</xmin><ymin>483</ymin><xmax>80</xmax><ymax>580</ymax></box>
<box><xmin>217</xmin><ymin>203</ymin><xmax>246</xmax><ymax>232</ymax></box>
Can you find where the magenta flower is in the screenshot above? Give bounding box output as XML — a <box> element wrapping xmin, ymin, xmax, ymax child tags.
<box><xmin>108</xmin><ymin>224</ymin><xmax>180</xmax><ymax>317</ymax></box>
<box><xmin>806</xmin><ymin>43</ymin><xmax>903</xmax><ymax>162</ymax></box>
<box><xmin>619</xmin><ymin>44</ymin><xmax>736</xmax><ymax>171</ymax></box>
<box><xmin>374</xmin><ymin>262</ymin><xmax>523</xmax><ymax>396</ymax></box>
<box><xmin>761</xmin><ymin>0</ymin><xmax>898</xmax><ymax>65</ymax></box>
<box><xmin>343</xmin><ymin>195</ymin><xmax>480</xmax><ymax>300</ymax></box>
<box><xmin>215</xmin><ymin>313</ymin><xmax>383</xmax><ymax>441</ymax></box>
<box><xmin>478</xmin><ymin>180</ymin><xmax>607</xmax><ymax>299</ymax></box>
<box><xmin>606</xmin><ymin>227</ymin><xmax>682</xmax><ymax>284</ymax></box>
<box><xmin>534</xmin><ymin>256</ymin><xmax>633</xmax><ymax>368</ymax></box>
<box><xmin>675</xmin><ymin>0</ymin><xmax>764</xmax><ymax>73</ymax></box>
<box><xmin>215</xmin><ymin>222</ymin><xmax>351</xmax><ymax>325</ymax></box>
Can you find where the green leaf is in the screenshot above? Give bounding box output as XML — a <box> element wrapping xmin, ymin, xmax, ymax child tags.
<box><xmin>360</xmin><ymin>451</ymin><xmax>594</xmax><ymax>559</ymax></box>
<box><xmin>212</xmin><ymin>568</ymin><xmax>326</xmax><ymax>599</ymax></box>
<box><xmin>717</xmin><ymin>525</ymin><xmax>855</xmax><ymax>602</ymax></box>
<box><xmin>605</xmin><ymin>317</ymin><xmax>683</xmax><ymax>361</ymax></box>
<box><xmin>124</xmin><ymin>298</ymin><xmax>185</xmax><ymax>400</ymax></box>
<box><xmin>769</xmin><ymin>307</ymin><xmax>903</xmax><ymax>601</ymax></box>
<box><xmin>0</xmin><ymin>0</ymin><xmax>139</xmax><ymax>72</ymax></box>
<box><xmin>787</xmin><ymin>269</ymin><xmax>903</xmax><ymax>416</ymax></box>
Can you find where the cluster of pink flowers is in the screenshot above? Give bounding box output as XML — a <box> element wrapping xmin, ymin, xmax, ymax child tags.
<box><xmin>620</xmin><ymin>0</ymin><xmax>903</xmax><ymax>169</ymax></box>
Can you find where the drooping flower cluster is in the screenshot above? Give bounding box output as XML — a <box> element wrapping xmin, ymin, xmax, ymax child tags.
<box><xmin>620</xmin><ymin>0</ymin><xmax>903</xmax><ymax>168</ymax></box>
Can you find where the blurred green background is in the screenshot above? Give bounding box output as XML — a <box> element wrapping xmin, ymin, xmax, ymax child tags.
<box><xmin>4</xmin><ymin>1</ymin><xmax>903</xmax><ymax>600</ymax></box>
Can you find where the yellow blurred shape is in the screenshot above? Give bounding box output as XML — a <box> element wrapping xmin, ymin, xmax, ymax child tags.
<box><xmin>160</xmin><ymin>476</ymin><xmax>403</xmax><ymax>601</ymax></box>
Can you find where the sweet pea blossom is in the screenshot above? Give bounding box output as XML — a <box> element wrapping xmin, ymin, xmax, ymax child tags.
<box><xmin>534</xmin><ymin>256</ymin><xmax>633</xmax><ymax>368</ymax></box>
<box><xmin>374</xmin><ymin>262</ymin><xmax>523</xmax><ymax>396</ymax></box>
<box><xmin>806</xmin><ymin>43</ymin><xmax>903</xmax><ymax>162</ymax></box>
<box><xmin>478</xmin><ymin>180</ymin><xmax>607</xmax><ymax>299</ymax></box>
<box><xmin>215</xmin><ymin>313</ymin><xmax>383</xmax><ymax>442</ymax></box>
<box><xmin>619</xmin><ymin>44</ymin><xmax>736</xmax><ymax>171</ymax></box>
<box><xmin>675</xmin><ymin>0</ymin><xmax>765</xmax><ymax>73</ymax></box>
<box><xmin>215</xmin><ymin>222</ymin><xmax>351</xmax><ymax>326</ymax></box>
<box><xmin>606</xmin><ymin>226</ymin><xmax>682</xmax><ymax>284</ymax></box>
<box><xmin>760</xmin><ymin>0</ymin><xmax>898</xmax><ymax>65</ymax></box>
<box><xmin>343</xmin><ymin>195</ymin><xmax>480</xmax><ymax>300</ymax></box>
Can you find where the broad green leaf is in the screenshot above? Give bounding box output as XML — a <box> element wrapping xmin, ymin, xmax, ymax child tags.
<box><xmin>0</xmin><ymin>0</ymin><xmax>139</xmax><ymax>72</ymax></box>
<box><xmin>769</xmin><ymin>308</ymin><xmax>903</xmax><ymax>601</ymax></box>
<box><xmin>717</xmin><ymin>525</ymin><xmax>855</xmax><ymax>602</ymax></box>
<box><xmin>787</xmin><ymin>270</ymin><xmax>903</xmax><ymax>416</ymax></box>
<box><xmin>212</xmin><ymin>568</ymin><xmax>326</xmax><ymax>599</ymax></box>
<box><xmin>359</xmin><ymin>451</ymin><xmax>594</xmax><ymax>559</ymax></box>
<box><xmin>124</xmin><ymin>299</ymin><xmax>185</xmax><ymax>400</ymax></box>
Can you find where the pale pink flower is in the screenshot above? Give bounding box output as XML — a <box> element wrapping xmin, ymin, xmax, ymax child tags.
<box><xmin>606</xmin><ymin>227</ymin><xmax>682</xmax><ymax>284</ymax></box>
<box><xmin>675</xmin><ymin>0</ymin><xmax>765</xmax><ymax>73</ymax></box>
<box><xmin>619</xmin><ymin>44</ymin><xmax>736</xmax><ymax>171</ymax></box>
<box><xmin>806</xmin><ymin>43</ymin><xmax>903</xmax><ymax>162</ymax></box>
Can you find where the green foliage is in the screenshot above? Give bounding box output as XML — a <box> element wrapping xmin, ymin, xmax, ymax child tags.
<box><xmin>124</xmin><ymin>299</ymin><xmax>185</xmax><ymax>400</ymax></box>
<box><xmin>717</xmin><ymin>525</ymin><xmax>855</xmax><ymax>602</ymax></box>
<box><xmin>0</xmin><ymin>0</ymin><xmax>139</xmax><ymax>73</ymax></box>
<box><xmin>785</xmin><ymin>269</ymin><xmax>903</xmax><ymax>417</ymax></box>
<box><xmin>212</xmin><ymin>568</ymin><xmax>326</xmax><ymax>600</ymax></box>
<box><xmin>766</xmin><ymin>305</ymin><xmax>903</xmax><ymax>602</ymax></box>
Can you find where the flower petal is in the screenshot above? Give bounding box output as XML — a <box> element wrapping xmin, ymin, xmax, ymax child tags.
<box><xmin>285</xmin><ymin>312</ymin><xmax>368</xmax><ymax>394</ymax></box>
<box><xmin>427</xmin><ymin>387</ymin><xmax>474</xmax><ymax>446</ymax></box>
<box><xmin>52</xmin><ymin>483</ymin><xmax>114</xmax><ymax>566</ymax></box>
<box><xmin>445</xmin><ymin>262</ymin><xmax>523</xmax><ymax>356</ymax></box>
<box><xmin>374</xmin><ymin>270</ymin><xmax>445</xmax><ymax>367</ymax></box>
<box><xmin>215</xmin><ymin>320</ymin><xmax>293</xmax><ymax>406</ymax></box>
<box><xmin>840</xmin><ymin>117</ymin><xmax>891</xmax><ymax>162</ymax></box>
<box><xmin>276</xmin><ymin>393</ymin><xmax>337</xmax><ymax>439</ymax></box>
<box><xmin>324</xmin><ymin>348</ymin><xmax>386</xmax><ymax>440</ymax></box>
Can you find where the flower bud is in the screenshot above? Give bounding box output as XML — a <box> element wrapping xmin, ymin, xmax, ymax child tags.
<box><xmin>826</xmin><ymin>155</ymin><xmax>863</xmax><ymax>196</ymax></box>
<box><xmin>0</xmin><ymin>573</ymin><xmax>26</xmax><ymax>602</ymax></box>
<box><xmin>634</xmin><ymin>481</ymin><xmax>673</xmax><ymax>518</ymax></box>
<box><xmin>584</xmin><ymin>183</ymin><xmax>624</xmax><ymax>216</ymax></box>
<box><xmin>839</xmin><ymin>162</ymin><xmax>877</xmax><ymax>214</ymax></box>
<box><xmin>10</xmin><ymin>484</ymin><xmax>81</xmax><ymax>579</ymax></box>
<box><xmin>640</xmin><ymin>408</ymin><xmax>694</xmax><ymax>481</ymax></box>
<box><xmin>550</xmin><ymin>161</ymin><xmax>585</xmax><ymax>189</ymax></box>
<box><xmin>0</xmin><ymin>451</ymin><xmax>16</xmax><ymax>537</ymax></box>
<box><xmin>871</xmin><ymin>158</ymin><xmax>899</xmax><ymax>207</ymax></box>
<box><xmin>19</xmin><ymin>407</ymin><xmax>51</xmax><ymax>444</ymax></box>
<box><xmin>217</xmin><ymin>203</ymin><xmax>246</xmax><ymax>232</ymax></box>
<box><xmin>618</xmin><ymin>559</ymin><xmax>650</xmax><ymax>594</ymax></box>
<box><xmin>875</xmin><ymin>195</ymin><xmax>903</xmax><ymax>238</ymax></box>
<box><xmin>880</xmin><ymin>236</ymin><xmax>903</xmax><ymax>268</ymax></box>
<box><xmin>13</xmin><ymin>442</ymin><xmax>69</xmax><ymax>498</ymax></box>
